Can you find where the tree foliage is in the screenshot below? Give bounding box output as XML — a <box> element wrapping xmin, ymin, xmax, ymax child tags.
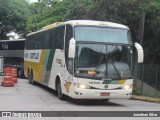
<box><xmin>0</xmin><ymin>0</ymin><xmax>30</xmax><ymax>39</ymax></box>
<box><xmin>26</xmin><ymin>0</ymin><xmax>66</xmax><ymax>32</ymax></box>
<box><xmin>142</xmin><ymin>0</ymin><xmax>160</xmax><ymax>63</ymax></box>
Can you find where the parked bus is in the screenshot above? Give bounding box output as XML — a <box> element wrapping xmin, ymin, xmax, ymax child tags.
<box><xmin>24</xmin><ymin>20</ymin><xmax>143</xmax><ymax>100</ymax></box>
<box><xmin>0</xmin><ymin>39</ymin><xmax>25</xmax><ymax>77</ymax></box>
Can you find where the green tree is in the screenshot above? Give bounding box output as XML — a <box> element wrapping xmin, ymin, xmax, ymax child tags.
<box><xmin>26</xmin><ymin>0</ymin><xmax>91</xmax><ymax>32</ymax></box>
<box><xmin>29</xmin><ymin>2</ymin><xmax>49</xmax><ymax>14</ymax></box>
<box><xmin>26</xmin><ymin>0</ymin><xmax>66</xmax><ymax>32</ymax></box>
<box><xmin>142</xmin><ymin>0</ymin><xmax>160</xmax><ymax>63</ymax></box>
<box><xmin>0</xmin><ymin>0</ymin><xmax>31</xmax><ymax>39</ymax></box>
<box><xmin>63</xmin><ymin>0</ymin><xmax>91</xmax><ymax>20</ymax></box>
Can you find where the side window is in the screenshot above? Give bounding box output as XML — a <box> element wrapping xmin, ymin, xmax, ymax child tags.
<box><xmin>55</xmin><ymin>26</ymin><xmax>65</xmax><ymax>50</ymax></box>
<box><xmin>65</xmin><ymin>25</ymin><xmax>73</xmax><ymax>74</ymax></box>
<box><xmin>28</xmin><ymin>34</ymin><xmax>39</xmax><ymax>49</ymax></box>
<box><xmin>25</xmin><ymin>37</ymin><xmax>29</xmax><ymax>49</ymax></box>
<box><xmin>34</xmin><ymin>34</ymin><xmax>39</xmax><ymax>49</ymax></box>
<box><xmin>35</xmin><ymin>31</ymin><xmax>50</xmax><ymax>49</ymax></box>
<box><xmin>26</xmin><ymin>26</ymin><xmax>65</xmax><ymax>50</ymax></box>
<box><xmin>38</xmin><ymin>32</ymin><xmax>46</xmax><ymax>49</ymax></box>
<box><xmin>48</xmin><ymin>29</ymin><xmax>54</xmax><ymax>49</ymax></box>
<box><xmin>37</xmin><ymin>33</ymin><xmax>42</xmax><ymax>49</ymax></box>
<box><xmin>30</xmin><ymin>35</ymin><xmax>36</xmax><ymax>49</ymax></box>
<box><xmin>43</xmin><ymin>31</ymin><xmax>50</xmax><ymax>49</ymax></box>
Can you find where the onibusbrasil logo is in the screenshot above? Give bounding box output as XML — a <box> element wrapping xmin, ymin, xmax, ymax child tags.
<box><xmin>1</xmin><ymin>112</ymin><xmax>42</xmax><ymax>117</ymax></box>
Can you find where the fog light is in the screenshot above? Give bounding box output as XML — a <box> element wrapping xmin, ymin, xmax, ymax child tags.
<box><xmin>79</xmin><ymin>84</ymin><xmax>86</xmax><ymax>89</ymax></box>
<box><xmin>123</xmin><ymin>84</ymin><xmax>132</xmax><ymax>90</ymax></box>
<box><xmin>74</xmin><ymin>83</ymin><xmax>90</xmax><ymax>89</ymax></box>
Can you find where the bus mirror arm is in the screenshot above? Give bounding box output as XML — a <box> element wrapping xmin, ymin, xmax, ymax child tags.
<box><xmin>134</xmin><ymin>42</ymin><xmax>144</xmax><ymax>63</ymax></box>
<box><xmin>68</xmin><ymin>38</ymin><xmax>76</xmax><ymax>58</ymax></box>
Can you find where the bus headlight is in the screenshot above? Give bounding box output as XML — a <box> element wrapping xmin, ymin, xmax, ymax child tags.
<box><xmin>74</xmin><ymin>83</ymin><xmax>91</xmax><ymax>89</ymax></box>
<box><xmin>122</xmin><ymin>84</ymin><xmax>132</xmax><ymax>90</ymax></box>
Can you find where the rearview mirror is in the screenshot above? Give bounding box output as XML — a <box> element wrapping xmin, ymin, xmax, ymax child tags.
<box><xmin>68</xmin><ymin>38</ymin><xmax>76</xmax><ymax>58</ymax></box>
<box><xmin>134</xmin><ymin>42</ymin><xmax>144</xmax><ymax>63</ymax></box>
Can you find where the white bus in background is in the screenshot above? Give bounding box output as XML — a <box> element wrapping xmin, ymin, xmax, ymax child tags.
<box><xmin>24</xmin><ymin>20</ymin><xmax>143</xmax><ymax>100</ymax></box>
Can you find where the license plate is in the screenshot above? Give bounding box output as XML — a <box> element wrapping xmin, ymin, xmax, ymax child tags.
<box><xmin>100</xmin><ymin>92</ymin><xmax>110</xmax><ymax>96</ymax></box>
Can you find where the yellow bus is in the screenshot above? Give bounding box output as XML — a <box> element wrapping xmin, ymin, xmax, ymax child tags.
<box><xmin>24</xmin><ymin>20</ymin><xmax>143</xmax><ymax>100</ymax></box>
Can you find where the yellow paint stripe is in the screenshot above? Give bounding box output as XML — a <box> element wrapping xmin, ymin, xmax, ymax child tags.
<box><xmin>118</xmin><ymin>80</ymin><xmax>125</xmax><ymax>84</ymax></box>
<box><xmin>40</xmin><ymin>50</ymin><xmax>46</xmax><ymax>64</ymax></box>
<box><xmin>24</xmin><ymin>49</ymin><xmax>46</xmax><ymax>82</ymax></box>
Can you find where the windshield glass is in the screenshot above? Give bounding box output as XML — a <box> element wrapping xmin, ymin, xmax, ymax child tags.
<box><xmin>75</xmin><ymin>44</ymin><xmax>132</xmax><ymax>80</ymax></box>
<box><xmin>75</xmin><ymin>26</ymin><xmax>131</xmax><ymax>44</ymax></box>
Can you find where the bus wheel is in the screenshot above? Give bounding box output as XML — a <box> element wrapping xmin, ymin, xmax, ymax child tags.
<box><xmin>28</xmin><ymin>71</ymin><xmax>31</xmax><ymax>84</ymax></box>
<box><xmin>57</xmin><ymin>81</ymin><xmax>65</xmax><ymax>100</ymax></box>
<box><xmin>29</xmin><ymin>71</ymin><xmax>35</xmax><ymax>85</ymax></box>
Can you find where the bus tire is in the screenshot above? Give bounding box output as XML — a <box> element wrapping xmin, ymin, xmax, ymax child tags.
<box><xmin>28</xmin><ymin>71</ymin><xmax>31</xmax><ymax>84</ymax></box>
<box><xmin>57</xmin><ymin>81</ymin><xmax>65</xmax><ymax>100</ymax></box>
<box><xmin>29</xmin><ymin>71</ymin><xmax>35</xmax><ymax>85</ymax></box>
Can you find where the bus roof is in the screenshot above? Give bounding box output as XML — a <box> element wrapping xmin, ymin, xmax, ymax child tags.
<box><xmin>65</xmin><ymin>20</ymin><xmax>129</xmax><ymax>29</ymax></box>
<box><xmin>27</xmin><ymin>20</ymin><xmax>129</xmax><ymax>36</ymax></box>
<box><xmin>41</xmin><ymin>22</ymin><xmax>62</xmax><ymax>30</ymax></box>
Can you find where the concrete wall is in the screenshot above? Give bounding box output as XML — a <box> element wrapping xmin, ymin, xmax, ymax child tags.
<box><xmin>134</xmin><ymin>79</ymin><xmax>160</xmax><ymax>96</ymax></box>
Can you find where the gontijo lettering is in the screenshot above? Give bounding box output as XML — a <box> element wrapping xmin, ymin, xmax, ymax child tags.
<box><xmin>30</xmin><ymin>53</ymin><xmax>39</xmax><ymax>59</ymax></box>
<box><xmin>24</xmin><ymin>50</ymin><xmax>42</xmax><ymax>63</ymax></box>
<box><xmin>24</xmin><ymin>53</ymin><xmax>39</xmax><ymax>59</ymax></box>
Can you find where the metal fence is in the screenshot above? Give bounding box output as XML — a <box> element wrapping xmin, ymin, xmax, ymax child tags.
<box><xmin>133</xmin><ymin>64</ymin><xmax>160</xmax><ymax>97</ymax></box>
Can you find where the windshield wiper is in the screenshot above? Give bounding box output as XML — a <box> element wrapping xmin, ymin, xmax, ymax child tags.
<box><xmin>110</xmin><ymin>61</ymin><xmax>122</xmax><ymax>79</ymax></box>
<box><xmin>108</xmin><ymin>49</ymin><xmax>122</xmax><ymax>79</ymax></box>
<box><xmin>92</xmin><ymin>50</ymin><xmax>104</xmax><ymax>77</ymax></box>
<box><xmin>95</xmin><ymin>55</ymin><xmax>103</xmax><ymax>71</ymax></box>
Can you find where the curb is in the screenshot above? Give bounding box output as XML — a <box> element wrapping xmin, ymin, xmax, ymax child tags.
<box><xmin>130</xmin><ymin>95</ymin><xmax>160</xmax><ymax>103</ymax></box>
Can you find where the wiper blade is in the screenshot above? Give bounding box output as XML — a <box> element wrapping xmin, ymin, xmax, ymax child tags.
<box><xmin>95</xmin><ymin>56</ymin><xmax>103</xmax><ymax>71</ymax></box>
<box><xmin>108</xmin><ymin>46</ymin><xmax>122</xmax><ymax>79</ymax></box>
<box><xmin>92</xmin><ymin>50</ymin><xmax>104</xmax><ymax>77</ymax></box>
<box><xmin>111</xmin><ymin>61</ymin><xmax>122</xmax><ymax>79</ymax></box>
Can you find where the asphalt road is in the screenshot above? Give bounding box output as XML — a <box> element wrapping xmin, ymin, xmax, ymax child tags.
<box><xmin>0</xmin><ymin>78</ymin><xmax>159</xmax><ymax>120</ymax></box>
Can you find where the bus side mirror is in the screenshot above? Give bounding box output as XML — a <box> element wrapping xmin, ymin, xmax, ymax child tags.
<box><xmin>68</xmin><ymin>38</ymin><xmax>76</xmax><ymax>58</ymax></box>
<box><xmin>134</xmin><ymin>42</ymin><xmax>144</xmax><ymax>63</ymax></box>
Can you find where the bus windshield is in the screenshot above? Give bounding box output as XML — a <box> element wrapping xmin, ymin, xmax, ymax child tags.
<box><xmin>75</xmin><ymin>26</ymin><xmax>131</xmax><ymax>44</ymax></box>
<box><xmin>75</xmin><ymin>44</ymin><xmax>132</xmax><ymax>80</ymax></box>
